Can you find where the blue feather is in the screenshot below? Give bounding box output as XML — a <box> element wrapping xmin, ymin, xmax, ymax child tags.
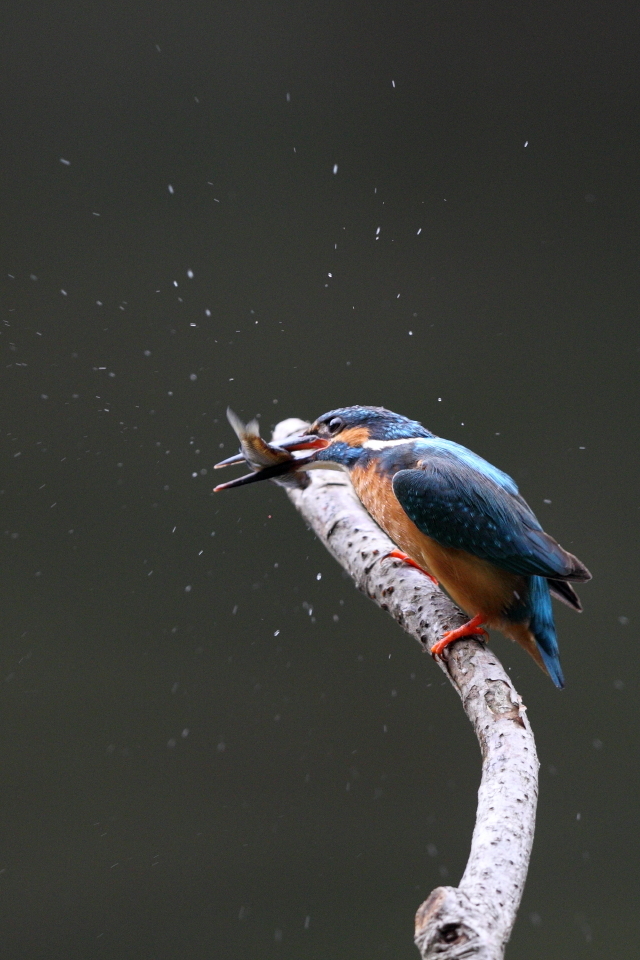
<box><xmin>413</xmin><ymin>438</ymin><xmax>521</xmax><ymax>497</ymax></box>
<box><xmin>527</xmin><ymin>576</ymin><xmax>564</xmax><ymax>688</ymax></box>
<box><xmin>392</xmin><ymin>460</ymin><xmax>580</xmax><ymax>580</ymax></box>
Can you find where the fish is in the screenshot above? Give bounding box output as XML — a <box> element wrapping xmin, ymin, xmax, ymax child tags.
<box><xmin>213</xmin><ymin>408</ymin><xmax>329</xmax><ymax>491</ymax></box>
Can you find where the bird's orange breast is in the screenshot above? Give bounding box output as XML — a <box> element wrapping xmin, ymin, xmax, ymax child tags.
<box><xmin>350</xmin><ymin>460</ymin><xmax>523</xmax><ymax>624</ymax></box>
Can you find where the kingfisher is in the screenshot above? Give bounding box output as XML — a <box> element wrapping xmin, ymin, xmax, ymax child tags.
<box><xmin>215</xmin><ymin>406</ymin><xmax>591</xmax><ymax>687</ymax></box>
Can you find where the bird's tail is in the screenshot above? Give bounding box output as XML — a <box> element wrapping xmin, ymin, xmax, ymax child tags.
<box><xmin>547</xmin><ymin>577</ymin><xmax>582</xmax><ymax>611</ymax></box>
<box><xmin>506</xmin><ymin>576</ymin><xmax>564</xmax><ymax>688</ymax></box>
<box><xmin>528</xmin><ymin>576</ymin><xmax>564</xmax><ymax>688</ymax></box>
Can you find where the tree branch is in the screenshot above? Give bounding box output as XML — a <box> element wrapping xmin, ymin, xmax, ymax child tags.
<box><xmin>272</xmin><ymin>419</ymin><xmax>539</xmax><ymax>960</ymax></box>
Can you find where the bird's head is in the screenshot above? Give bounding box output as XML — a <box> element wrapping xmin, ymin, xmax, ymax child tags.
<box><xmin>294</xmin><ymin>405</ymin><xmax>434</xmax><ymax>469</ymax></box>
<box><xmin>309</xmin><ymin>405</ymin><xmax>433</xmax><ymax>444</ymax></box>
<box><xmin>214</xmin><ymin>405</ymin><xmax>434</xmax><ymax>490</ymax></box>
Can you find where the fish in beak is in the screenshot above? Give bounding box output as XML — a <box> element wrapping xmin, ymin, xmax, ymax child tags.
<box><xmin>213</xmin><ymin>408</ymin><xmax>328</xmax><ymax>491</ymax></box>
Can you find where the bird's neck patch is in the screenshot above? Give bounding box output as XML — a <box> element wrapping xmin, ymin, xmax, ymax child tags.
<box><xmin>363</xmin><ymin>437</ymin><xmax>424</xmax><ymax>450</ymax></box>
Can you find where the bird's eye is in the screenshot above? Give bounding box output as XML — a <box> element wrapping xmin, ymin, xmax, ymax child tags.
<box><xmin>327</xmin><ymin>416</ymin><xmax>344</xmax><ymax>435</ymax></box>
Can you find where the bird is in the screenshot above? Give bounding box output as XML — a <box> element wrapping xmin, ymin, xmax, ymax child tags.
<box><xmin>215</xmin><ymin>405</ymin><xmax>591</xmax><ymax>687</ymax></box>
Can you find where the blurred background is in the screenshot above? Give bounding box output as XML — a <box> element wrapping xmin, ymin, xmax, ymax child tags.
<box><xmin>1</xmin><ymin>1</ymin><xmax>639</xmax><ymax>957</ymax></box>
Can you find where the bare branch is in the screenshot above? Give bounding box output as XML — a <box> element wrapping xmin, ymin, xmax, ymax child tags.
<box><xmin>272</xmin><ymin>419</ymin><xmax>539</xmax><ymax>960</ymax></box>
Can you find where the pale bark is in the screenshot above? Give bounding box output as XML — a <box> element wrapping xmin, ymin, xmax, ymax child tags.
<box><xmin>272</xmin><ymin>419</ymin><xmax>539</xmax><ymax>960</ymax></box>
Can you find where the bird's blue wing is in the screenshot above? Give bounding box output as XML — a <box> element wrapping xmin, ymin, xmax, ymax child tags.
<box><xmin>392</xmin><ymin>453</ymin><xmax>588</xmax><ymax>580</ymax></box>
<box><xmin>412</xmin><ymin>438</ymin><xmax>521</xmax><ymax>496</ymax></box>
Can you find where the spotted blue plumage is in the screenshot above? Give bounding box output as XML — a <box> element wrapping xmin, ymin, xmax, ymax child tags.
<box><xmin>392</xmin><ymin>448</ymin><xmax>582</xmax><ymax>580</ymax></box>
<box><xmin>390</xmin><ymin>445</ymin><xmax>589</xmax><ymax>689</ymax></box>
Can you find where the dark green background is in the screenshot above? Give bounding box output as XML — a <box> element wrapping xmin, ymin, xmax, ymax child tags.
<box><xmin>1</xmin><ymin>2</ymin><xmax>638</xmax><ymax>957</ymax></box>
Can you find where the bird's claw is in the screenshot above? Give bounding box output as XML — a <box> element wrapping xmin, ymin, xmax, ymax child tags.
<box><xmin>429</xmin><ymin>616</ymin><xmax>489</xmax><ymax>659</ymax></box>
<box><xmin>386</xmin><ymin>550</ymin><xmax>438</xmax><ymax>585</ymax></box>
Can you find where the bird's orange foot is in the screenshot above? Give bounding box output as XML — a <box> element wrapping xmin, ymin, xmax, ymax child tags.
<box><xmin>430</xmin><ymin>614</ymin><xmax>488</xmax><ymax>658</ymax></box>
<box><xmin>386</xmin><ymin>550</ymin><xmax>438</xmax><ymax>585</ymax></box>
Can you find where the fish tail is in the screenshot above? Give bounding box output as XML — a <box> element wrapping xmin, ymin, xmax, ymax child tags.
<box><xmin>226</xmin><ymin>407</ymin><xmax>259</xmax><ymax>440</ymax></box>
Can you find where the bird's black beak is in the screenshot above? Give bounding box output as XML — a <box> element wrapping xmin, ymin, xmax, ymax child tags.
<box><xmin>213</xmin><ymin>435</ymin><xmax>329</xmax><ymax>492</ymax></box>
